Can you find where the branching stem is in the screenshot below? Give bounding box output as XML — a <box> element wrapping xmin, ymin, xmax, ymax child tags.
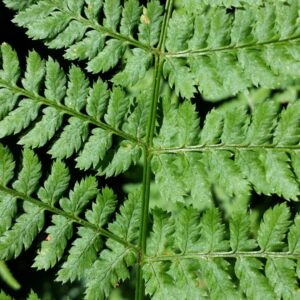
<box><xmin>0</xmin><ymin>79</ymin><xmax>144</xmax><ymax>146</ymax></box>
<box><xmin>0</xmin><ymin>184</ymin><xmax>138</xmax><ymax>251</ymax></box>
<box><xmin>152</xmin><ymin>144</ymin><xmax>300</xmax><ymax>154</ymax></box>
<box><xmin>145</xmin><ymin>251</ymin><xmax>300</xmax><ymax>262</ymax></box>
<box><xmin>165</xmin><ymin>36</ymin><xmax>300</xmax><ymax>58</ymax></box>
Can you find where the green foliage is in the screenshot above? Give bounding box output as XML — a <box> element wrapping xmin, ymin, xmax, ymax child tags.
<box><xmin>144</xmin><ymin>203</ymin><xmax>300</xmax><ymax>299</ymax></box>
<box><xmin>153</xmin><ymin>99</ymin><xmax>300</xmax><ymax>210</ymax></box>
<box><xmin>1</xmin><ymin>0</ymin><xmax>300</xmax><ymax>299</ymax></box>
<box><xmin>0</xmin><ymin>43</ymin><xmax>143</xmax><ymax>177</ymax></box>
<box><xmin>0</xmin><ymin>260</ymin><xmax>20</xmax><ymax>290</ymax></box>
<box><xmin>168</xmin><ymin>0</ymin><xmax>300</xmax><ymax>101</ymax></box>
<box><xmin>0</xmin><ymin>146</ymin><xmax>139</xmax><ymax>298</ymax></box>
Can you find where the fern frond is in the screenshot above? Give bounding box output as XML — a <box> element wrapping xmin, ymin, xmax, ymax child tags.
<box><xmin>165</xmin><ymin>1</ymin><xmax>300</xmax><ymax>100</ymax></box>
<box><xmin>85</xmin><ymin>192</ymin><xmax>140</xmax><ymax>299</ymax></box>
<box><xmin>0</xmin><ymin>43</ymin><xmax>144</xmax><ymax>176</ymax></box>
<box><xmin>153</xmin><ymin>99</ymin><xmax>300</xmax><ymax>207</ymax></box>
<box><xmin>2</xmin><ymin>0</ymin><xmax>300</xmax><ymax>298</ymax></box>
<box><xmin>9</xmin><ymin>0</ymin><xmax>162</xmax><ymax>85</ymax></box>
<box><xmin>144</xmin><ymin>203</ymin><xmax>300</xmax><ymax>299</ymax></box>
<box><xmin>0</xmin><ymin>144</ymin><xmax>140</xmax><ymax>297</ymax></box>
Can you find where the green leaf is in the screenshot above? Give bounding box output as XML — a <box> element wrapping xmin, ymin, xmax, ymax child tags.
<box><xmin>64</xmin><ymin>0</ymin><xmax>85</xmax><ymax>15</ymax></box>
<box><xmin>143</xmin><ymin>261</ymin><xmax>175</xmax><ymax>299</ymax></box>
<box><xmin>0</xmin><ymin>192</ymin><xmax>17</xmax><ymax>235</ymax></box>
<box><xmin>206</xmin><ymin>151</ymin><xmax>250</xmax><ymax>198</ymax></box>
<box><xmin>0</xmin><ymin>100</ymin><xmax>41</xmax><ymax>139</ymax></box>
<box><xmin>84</xmin><ymin>0</ymin><xmax>103</xmax><ymax>20</ymax></box>
<box><xmin>235</xmin><ymin>257</ymin><xmax>276</xmax><ymax>299</ymax></box>
<box><xmin>156</xmin><ymin>101</ymin><xmax>200</xmax><ymax>147</ymax></box>
<box><xmin>57</xmin><ymin>227</ymin><xmax>101</xmax><ymax>283</ymax></box>
<box><xmin>236</xmin><ymin>150</ymin><xmax>272</xmax><ymax>196</ymax></box>
<box><xmin>48</xmin><ymin>118</ymin><xmax>89</xmax><ymax>159</ymax></box>
<box><xmin>199</xmin><ymin>259</ymin><xmax>239</xmax><ymax>299</ymax></box>
<box><xmin>274</xmin><ymin>101</ymin><xmax>300</xmax><ymax>145</ymax></box>
<box><xmin>85</xmin><ymin>187</ymin><xmax>117</xmax><ymax>227</ymax></box>
<box><xmin>288</xmin><ymin>215</ymin><xmax>300</xmax><ymax>254</ymax></box>
<box><xmin>174</xmin><ymin>205</ymin><xmax>199</xmax><ymax>253</ymax></box>
<box><xmin>44</xmin><ymin>58</ymin><xmax>66</xmax><ymax>103</ymax></box>
<box><xmin>108</xmin><ymin>192</ymin><xmax>141</xmax><ymax>242</ymax></box>
<box><xmin>59</xmin><ymin>177</ymin><xmax>98</xmax><ymax>215</ymax></box>
<box><xmin>229</xmin><ymin>211</ymin><xmax>257</xmax><ymax>251</ymax></box>
<box><xmin>85</xmin><ymin>193</ymin><xmax>139</xmax><ymax>299</ymax></box>
<box><xmin>203</xmin><ymin>0</ymin><xmax>262</xmax><ymax>7</ymax></box>
<box><xmin>120</xmin><ymin>0</ymin><xmax>141</xmax><ymax>36</ymax></box>
<box><xmin>122</xmin><ymin>94</ymin><xmax>149</xmax><ymax>139</ymax></box>
<box><xmin>0</xmin><ymin>144</ymin><xmax>15</xmax><ymax>186</ymax></box>
<box><xmin>18</xmin><ymin>107</ymin><xmax>63</xmax><ymax>148</ymax></box>
<box><xmin>103</xmin><ymin>0</ymin><xmax>121</xmax><ymax>31</ymax></box>
<box><xmin>33</xmin><ymin>215</ymin><xmax>73</xmax><ymax>270</ymax></box>
<box><xmin>37</xmin><ymin>161</ymin><xmax>70</xmax><ymax>206</ymax></box>
<box><xmin>76</xmin><ymin>128</ymin><xmax>112</xmax><ymax>170</ymax></box>
<box><xmin>151</xmin><ymin>154</ymin><xmax>187</xmax><ymax>204</ymax></box>
<box><xmin>64</xmin><ymin>30</ymin><xmax>105</xmax><ymax>61</ymax></box>
<box><xmin>103</xmin><ymin>141</ymin><xmax>141</xmax><ymax>177</ymax></box>
<box><xmin>3</xmin><ymin>0</ymin><xmax>37</xmax><ymax>11</ymax></box>
<box><xmin>65</xmin><ymin>66</ymin><xmax>89</xmax><ymax>111</ymax></box>
<box><xmin>246</xmin><ymin>102</ymin><xmax>279</xmax><ymax>145</ymax></box>
<box><xmin>167</xmin><ymin>259</ymin><xmax>205</xmax><ymax>299</ymax></box>
<box><xmin>221</xmin><ymin>107</ymin><xmax>248</xmax><ymax>144</ymax></box>
<box><xmin>197</xmin><ymin>207</ymin><xmax>228</xmax><ymax>252</ymax></box>
<box><xmin>85</xmin><ymin>240</ymin><xmax>136</xmax><ymax>300</ymax></box>
<box><xmin>12</xmin><ymin>1</ymin><xmax>54</xmax><ymax>26</ymax></box>
<box><xmin>0</xmin><ymin>203</ymin><xmax>44</xmax><ymax>260</ymax></box>
<box><xmin>27</xmin><ymin>290</ymin><xmax>40</xmax><ymax>300</ymax></box>
<box><xmin>166</xmin><ymin>11</ymin><xmax>193</xmax><ymax>52</ymax></box>
<box><xmin>12</xmin><ymin>149</ymin><xmax>41</xmax><ymax>195</ymax></box>
<box><xmin>112</xmin><ymin>48</ymin><xmax>151</xmax><ymax>86</ymax></box>
<box><xmin>87</xmin><ymin>40</ymin><xmax>125</xmax><ymax>73</ymax></box>
<box><xmin>0</xmin><ymin>43</ymin><xmax>20</xmax><ymax>84</ymax></box>
<box><xmin>0</xmin><ymin>260</ymin><xmax>21</xmax><ymax>290</ymax></box>
<box><xmin>47</xmin><ymin>20</ymin><xmax>87</xmax><ymax>49</ymax></box>
<box><xmin>146</xmin><ymin>209</ymin><xmax>174</xmax><ymax>256</ymax></box>
<box><xmin>265</xmin><ymin>258</ymin><xmax>298</xmax><ymax>299</ymax></box>
<box><xmin>257</xmin><ymin>204</ymin><xmax>291</xmax><ymax>251</ymax></box>
<box><xmin>25</xmin><ymin>11</ymin><xmax>71</xmax><ymax>40</ymax></box>
<box><xmin>166</xmin><ymin>2</ymin><xmax>300</xmax><ymax>100</ymax></box>
<box><xmin>138</xmin><ymin>0</ymin><xmax>163</xmax><ymax>46</ymax></box>
<box><xmin>0</xmin><ymin>290</ymin><xmax>13</xmax><ymax>300</ymax></box>
<box><xmin>264</xmin><ymin>151</ymin><xmax>300</xmax><ymax>200</ymax></box>
<box><xmin>21</xmin><ymin>51</ymin><xmax>45</xmax><ymax>93</ymax></box>
<box><xmin>163</xmin><ymin>58</ymin><xmax>196</xmax><ymax>99</ymax></box>
<box><xmin>200</xmin><ymin>109</ymin><xmax>223</xmax><ymax>145</ymax></box>
<box><xmin>104</xmin><ymin>87</ymin><xmax>129</xmax><ymax>128</ymax></box>
<box><xmin>0</xmin><ymin>89</ymin><xmax>18</xmax><ymax>120</ymax></box>
<box><xmin>86</xmin><ymin>79</ymin><xmax>109</xmax><ymax>120</ymax></box>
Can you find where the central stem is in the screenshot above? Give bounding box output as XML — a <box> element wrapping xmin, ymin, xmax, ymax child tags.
<box><xmin>135</xmin><ymin>55</ymin><xmax>163</xmax><ymax>300</ymax></box>
<box><xmin>135</xmin><ymin>1</ymin><xmax>174</xmax><ymax>299</ymax></box>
